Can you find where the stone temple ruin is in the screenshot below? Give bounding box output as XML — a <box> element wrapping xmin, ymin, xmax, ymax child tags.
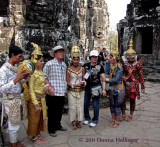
<box><xmin>0</xmin><ymin>0</ymin><xmax>110</xmax><ymax>115</ymax></box>
<box><xmin>118</xmin><ymin>0</ymin><xmax>160</xmax><ymax>76</ymax></box>
<box><xmin>0</xmin><ymin>0</ymin><xmax>109</xmax><ymax>64</ymax></box>
<box><xmin>71</xmin><ymin>0</ymin><xmax>109</xmax><ymax>59</ymax></box>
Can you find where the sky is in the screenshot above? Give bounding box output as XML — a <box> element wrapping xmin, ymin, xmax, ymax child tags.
<box><xmin>105</xmin><ymin>0</ymin><xmax>131</xmax><ymax>31</ymax></box>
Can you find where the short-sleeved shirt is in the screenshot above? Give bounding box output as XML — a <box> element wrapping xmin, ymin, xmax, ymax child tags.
<box><xmin>43</xmin><ymin>58</ymin><xmax>67</xmax><ymax>96</ymax></box>
<box><xmin>83</xmin><ymin>62</ymin><xmax>105</xmax><ymax>90</ymax></box>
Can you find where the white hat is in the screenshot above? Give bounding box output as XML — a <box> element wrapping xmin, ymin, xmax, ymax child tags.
<box><xmin>89</xmin><ymin>50</ymin><xmax>99</xmax><ymax>57</ymax></box>
<box><xmin>48</xmin><ymin>45</ymin><xmax>65</xmax><ymax>57</ymax></box>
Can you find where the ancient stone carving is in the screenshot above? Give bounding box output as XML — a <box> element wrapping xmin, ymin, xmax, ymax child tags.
<box><xmin>26</xmin><ymin>0</ymin><xmax>53</xmax><ymax>23</ymax></box>
<box><xmin>93</xmin><ymin>25</ymin><xmax>104</xmax><ymax>38</ymax></box>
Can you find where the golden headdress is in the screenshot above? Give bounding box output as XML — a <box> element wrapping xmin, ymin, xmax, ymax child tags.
<box><xmin>126</xmin><ymin>37</ymin><xmax>136</xmax><ymax>61</ymax></box>
<box><xmin>31</xmin><ymin>42</ymin><xmax>43</xmax><ymax>63</ymax></box>
<box><xmin>109</xmin><ymin>36</ymin><xmax>120</xmax><ymax>60</ymax></box>
<box><xmin>71</xmin><ymin>42</ymin><xmax>80</xmax><ymax>59</ymax></box>
<box><xmin>110</xmin><ymin>48</ymin><xmax>120</xmax><ymax>60</ymax></box>
<box><xmin>126</xmin><ymin>37</ymin><xmax>136</xmax><ymax>55</ymax></box>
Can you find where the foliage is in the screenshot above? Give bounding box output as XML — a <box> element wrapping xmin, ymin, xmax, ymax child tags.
<box><xmin>107</xmin><ymin>30</ymin><xmax>118</xmax><ymax>51</ymax></box>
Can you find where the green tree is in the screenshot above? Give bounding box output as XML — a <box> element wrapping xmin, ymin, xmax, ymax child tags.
<box><xmin>107</xmin><ymin>30</ymin><xmax>118</xmax><ymax>51</ymax></box>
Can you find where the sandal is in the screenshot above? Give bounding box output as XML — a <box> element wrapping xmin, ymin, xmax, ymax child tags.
<box><xmin>76</xmin><ymin>121</ymin><xmax>82</xmax><ymax>128</ymax></box>
<box><xmin>109</xmin><ymin>120</ymin><xmax>115</xmax><ymax>127</ymax></box>
<box><xmin>127</xmin><ymin>115</ymin><xmax>132</xmax><ymax>122</ymax></box>
<box><xmin>72</xmin><ymin>121</ymin><xmax>77</xmax><ymax>130</ymax></box>
<box><xmin>111</xmin><ymin>121</ymin><xmax>119</xmax><ymax>128</ymax></box>
<box><xmin>120</xmin><ymin>115</ymin><xmax>126</xmax><ymax>121</ymax></box>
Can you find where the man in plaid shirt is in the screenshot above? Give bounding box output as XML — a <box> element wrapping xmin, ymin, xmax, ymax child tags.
<box><xmin>43</xmin><ymin>45</ymin><xmax>67</xmax><ymax>137</ymax></box>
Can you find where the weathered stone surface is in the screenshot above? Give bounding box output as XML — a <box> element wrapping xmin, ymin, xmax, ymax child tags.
<box><xmin>0</xmin><ymin>27</ymin><xmax>14</xmax><ymax>52</ymax></box>
<box><xmin>71</xmin><ymin>0</ymin><xmax>109</xmax><ymax>59</ymax></box>
<box><xmin>0</xmin><ymin>19</ymin><xmax>3</xmax><ymax>27</ymax></box>
<box><xmin>0</xmin><ymin>0</ymin><xmax>110</xmax><ymax>64</ymax></box>
<box><xmin>118</xmin><ymin>0</ymin><xmax>160</xmax><ymax>74</ymax></box>
<box><xmin>145</xmin><ymin>128</ymin><xmax>160</xmax><ymax>142</ymax></box>
<box><xmin>0</xmin><ymin>27</ymin><xmax>14</xmax><ymax>38</ymax></box>
<box><xmin>0</xmin><ymin>52</ymin><xmax>8</xmax><ymax>67</ymax></box>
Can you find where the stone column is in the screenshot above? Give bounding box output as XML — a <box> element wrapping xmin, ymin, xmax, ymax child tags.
<box><xmin>9</xmin><ymin>0</ymin><xmax>24</xmax><ymax>47</ymax></box>
<box><xmin>9</xmin><ymin>0</ymin><xmax>24</xmax><ymax>26</ymax></box>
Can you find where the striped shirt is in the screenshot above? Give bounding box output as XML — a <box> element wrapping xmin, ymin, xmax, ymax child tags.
<box><xmin>43</xmin><ymin>58</ymin><xmax>67</xmax><ymax>96</ymax></box>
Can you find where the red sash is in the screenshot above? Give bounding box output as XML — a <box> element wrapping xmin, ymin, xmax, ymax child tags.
<box><xmin>126</xmin><ymin>65</ymin><xmax>139</xmax><ymax>85</ymax></box>
<box><xmin>126</xmin><ymin>65</ymin><xmax>137</xmax><ymax>99</ymax></box>
<box><xmin>130</xmin><ymin>84</ymin><xmax>136</xmax><ymax>99</ymax></box>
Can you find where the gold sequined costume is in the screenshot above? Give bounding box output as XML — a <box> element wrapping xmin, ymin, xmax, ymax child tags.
<box><xmin>67</xmin><ymin>67</ymin><xmax>84</xmax><ymax>122</ymax></box>
<box><xmin>67</xmin><ymin>43</ymin><xmax>85</xmax><ymax>123</ymax></box>
<box><xmin>27</xmin><ymin>43</ymin><xmax>47</xmax><ymax>137</ymax></box>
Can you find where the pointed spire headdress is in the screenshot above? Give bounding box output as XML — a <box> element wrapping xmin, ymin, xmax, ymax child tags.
<box><xmin>126</xmin><ymin>37</ymin><xmax>136</xmax><ymax>61</ymax></box>
<box><xmin>31</xmin><ymin>42</ymin><xmax>43</xmax><ymax>63</ymax></box>
<box><xmin>71</xmin><ymin>42</ymin><xmax>80</xmax><ymax>59</ymax></box>
<box><xmin>126</xmin><ymin>36</ymin><xmax>136</xmax><ymax>55</ymax></box>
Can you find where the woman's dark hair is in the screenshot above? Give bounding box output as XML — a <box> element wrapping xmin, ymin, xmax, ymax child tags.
<box><xmin>72</xmin><ymin>56</ymin><xmax>80</xmax><ymax>60</ymax></box>
<box><xmin>71</xmin><ymin>56</ymin><xmax>80</xmax><ymax>65</ymax></box>
<box><xmin>35</xmin><ymin>55</ymin><xmax>43</xmax><ymax>61</ymax></box>
<box><xmin>110</xmin><ymin>54</ymin><xmax>119</xmax><ymax>63</ymax></box>
<box><xmin>9</xmin><ymin>46</ymin><xmax>23</xmax><ymax>58</ymax></box>
<box><xmin>110</xmin><ymin>54</ymin><xmax>113</xmax><ymax>57</ymax></box>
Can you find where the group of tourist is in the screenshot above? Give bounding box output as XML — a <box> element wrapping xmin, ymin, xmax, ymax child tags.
<box><xmin>0</xmin><ymin>37</ymin><xmax>145</xmax><ymax>146</ymax></box>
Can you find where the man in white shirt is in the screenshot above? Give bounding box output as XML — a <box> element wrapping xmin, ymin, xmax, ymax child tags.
<box><xmin>0</xmin><ymin>46</ymin><xmax>29</xmax><ymax>147</ymax></box>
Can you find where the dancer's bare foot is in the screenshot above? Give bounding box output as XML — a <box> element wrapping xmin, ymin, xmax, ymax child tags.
<box><xmin>32</xmin><ymin>136</ymin><xmax>45</xmax><ymax>145</ymax></box>
<box><xmin>10</xmin><ymin>142</ymin><xmax>25</xmax><ymax>147</ymax></box>
<box><xmin>127</xmin><ymin>115</ymin><xmax>132</xmax><ymax>122</ymax></box>
<box><xmin>38</xmin><ymin>136</ymin><xmax>46</xmax><ymax>141</ymax></box>
<box><xmin>17</xmin><ymin>143</ymin><xmax>25</xmax><ymax>147</ymax></box>
<box><xmin>34</xmin><ymin>138</ymin><xmax>45</xmax><ymax>145</ymax></box>
<box><xmin>120</xmin><ymin>115</ymin><xmax>126</xmax><ymax>121</ymax></box>
<box><xmin>111</xmin><ymin>122</ymin><xmax>119</xmax><ymax>128</ymax></box>
<box><xmin>109</xmin><ymin>121</ymin><xmax>115</xmax><ymax>127</ymax></box>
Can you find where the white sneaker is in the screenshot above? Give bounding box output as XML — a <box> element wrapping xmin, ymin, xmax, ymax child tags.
<box><xmin>89</xmin><ymin>122</ymin><xmax>96</xmax><ymax>127</ymax></box>
<box><xmin>83</xmin><ymin>120</ymin><xmax>89</xmax><ymax>125</ymax></box>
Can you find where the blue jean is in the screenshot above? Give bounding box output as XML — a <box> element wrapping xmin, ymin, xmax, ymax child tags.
<box><xmin>109</xmin><ymin>93</ymin><xmax>121</xmax><ymax>116</ymax></box>
<box><xmin>84</xmin><ymin>89</ymin><xmax>100</xmax><ymax>124</ymax></box>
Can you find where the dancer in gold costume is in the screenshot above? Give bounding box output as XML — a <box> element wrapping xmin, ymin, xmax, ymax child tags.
<box><xmin>27</xmin><ymin>43</ymin><xmax>47</xmax><ymax>145</ymax></box>
<box><xmin>66</xmin><ymin>43</ymin><xmax>85</xmax><ymax>130</ymax></box>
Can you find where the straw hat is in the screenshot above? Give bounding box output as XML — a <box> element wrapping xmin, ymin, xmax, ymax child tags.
<box><xmin>48</xmin><ymin>45</ymin><xmax>65</xmax><ymax>57</ymax></box>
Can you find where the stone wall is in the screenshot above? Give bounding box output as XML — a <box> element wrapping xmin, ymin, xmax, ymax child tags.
<box><xmin>0</xmin><ymin>0</ymin><xmax>110</xmax><ymax>108</ymax></box>
<box><xmin>0</xmin><ymin>0</ymin><xmax>77</xmax><ymax>61</ymax></box>
<box><xmin>117</xmin><ymin>0</ymin><xmax>160</xmax><ymax>69</ymax></box>
<box><xmin>71</xmin><ymin>0</ymin><xmax>109</xmax><ymax>59</ymax></box>
<box><xmin>0</xmin><ymin>0</ymin><xmax>109</xmax><ymax>61</ymax></box>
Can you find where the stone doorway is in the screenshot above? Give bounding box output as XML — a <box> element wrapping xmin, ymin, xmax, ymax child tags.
<box><xmin>135</xmin><ymin>27</ymin><xmax>153</xmax><ymax>54</ymax></box>
<box><xmin>0</xmin><ymin>0</ymin><xmax>9</xmax><ymax>17</ymax></box>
